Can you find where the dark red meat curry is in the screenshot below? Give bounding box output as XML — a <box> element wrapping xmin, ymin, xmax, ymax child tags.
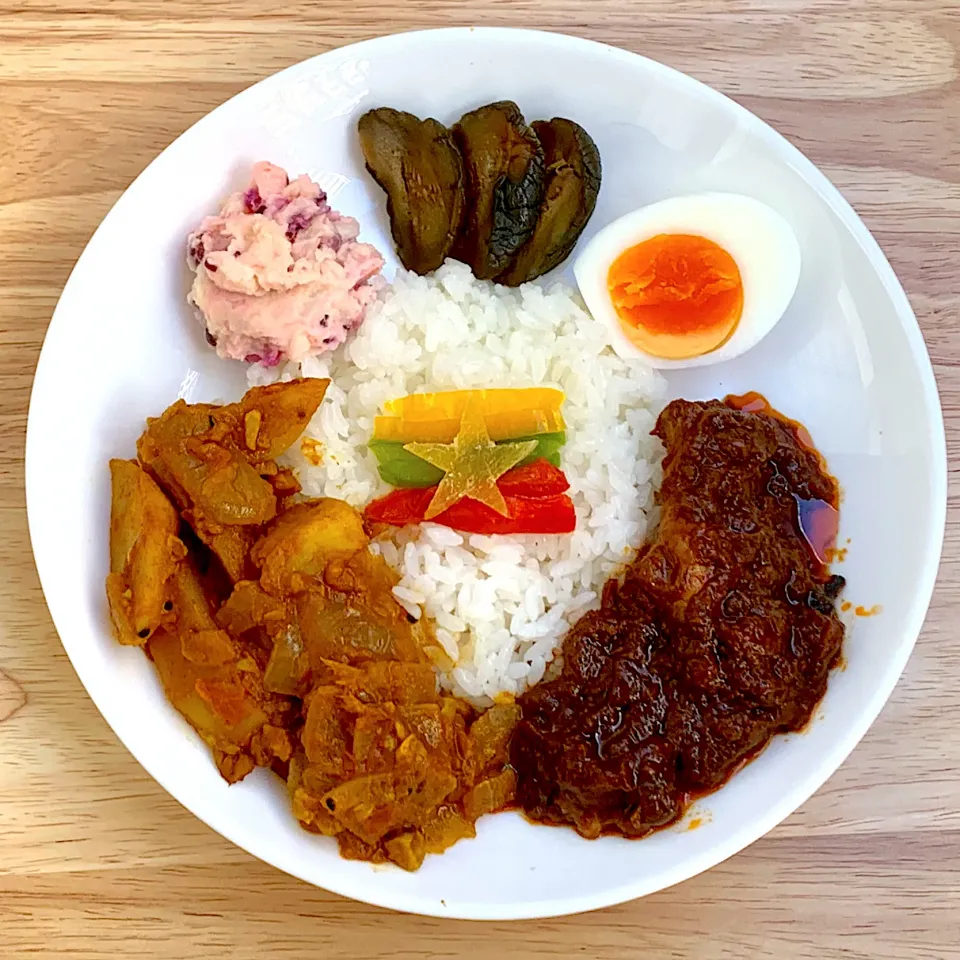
<box><xmin>511</xmin><ymin>397</ymin><xmax>845</xmax><ymax>839</ymax></box>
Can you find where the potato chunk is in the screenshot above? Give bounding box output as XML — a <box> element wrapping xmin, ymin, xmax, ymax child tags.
<box><xmin>232</xmin><ymin>379</ymin><xmax>330</xmax><ymax>461</ymax></box>
<box><xmin>147</xmin><ymin>627</ymin><xmax>269</xmax><ymax>782</ymax></box>
<box><xmin>384</xmin><ymin>829</ymin><xmax>426</xmax><ymax>872</ymax></box>
<box><xmin>138</xmin><ymin>400</ymin><xmax>277</xmax><ymax>527</ymax></box>
<box><xmin>252</xmin><ymin>498</ymin><xmax>368</xmax><ymax>596</ymax></box>
<box><xmin>106</xmin><ymin>459</ymin><xmax>184</xmax><ymax>645</ymax></box>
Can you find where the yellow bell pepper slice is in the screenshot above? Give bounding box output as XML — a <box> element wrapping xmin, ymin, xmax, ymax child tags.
<box><xmin>374</xmin><ymin>408</ymin><xmax>566</xmax><ymax>444</ymax></box>
<box><xmin>383</xmin><ymin>388</ymin><xmax>565</xmax><ymax>421</ymax></box>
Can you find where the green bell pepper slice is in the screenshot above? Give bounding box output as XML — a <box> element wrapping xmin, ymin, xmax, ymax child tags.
<box><xmin>369</xmin><ymin>432</ymin><xmax>566</xmax><ymax>488</ymax></box>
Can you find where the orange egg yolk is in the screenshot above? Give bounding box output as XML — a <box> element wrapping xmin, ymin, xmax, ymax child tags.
<box><xmin>607</xmin><ymin>234</ymin><xmax>744</xmax><ymax>359</ymax></box>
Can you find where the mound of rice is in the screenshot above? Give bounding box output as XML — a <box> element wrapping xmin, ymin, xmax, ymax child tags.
<box><xmin>249</xmin><ymin>261</ymin><xmax>665</xmax><ymax>703</ymax></box>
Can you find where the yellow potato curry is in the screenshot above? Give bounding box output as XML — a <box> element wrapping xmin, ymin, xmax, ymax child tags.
<box><xmin>106</xmin><ymin>378</ymin><xmax>518</xmax><ymax>871</ymax></box>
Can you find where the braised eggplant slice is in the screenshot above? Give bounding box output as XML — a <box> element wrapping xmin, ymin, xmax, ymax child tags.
<box><xmin>452</xmin><ymin>101</ymin><xmax>545</xmax><ymax>279</ymax></box>
<box><xmin>358</xmin><ymin>108</ymin><xmax>465</xmax><ymax>274</ymax></box>
<box><xmin>497</xmin><ymin>118</ymin><xmax>602</xmax><ymax>285</ymax></box>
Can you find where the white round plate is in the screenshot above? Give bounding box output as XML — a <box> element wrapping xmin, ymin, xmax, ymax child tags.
<box><xmin>26</xmin><ymin>28</ymin><xmax>946</xmax><ymax>920</ymax></box>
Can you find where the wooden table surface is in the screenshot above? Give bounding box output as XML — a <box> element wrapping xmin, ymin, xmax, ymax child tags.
<box><xmin>2</xmin><ymin>2</ymin><xmax>959</xmax><ymax>957</ymax></box>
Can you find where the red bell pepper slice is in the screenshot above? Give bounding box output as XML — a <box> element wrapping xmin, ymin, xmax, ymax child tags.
<box><xmin>364</xmin><ymin>486</ymin><xmax>435</xmax><ymax>527</ymax></box>
<box><xmin>496</xmin><ymin>459</ymin><xmax>570</xmax><ymax>499</ymax></box>
<box><xmin>365</xmin><ymin>489</ymin><xmax>576</xmax><ymax>535</ymax></box>
<box><xmin>363</xmin><ymin>458</ymin><xmax>576</xmax><ymax>535</ymax></box>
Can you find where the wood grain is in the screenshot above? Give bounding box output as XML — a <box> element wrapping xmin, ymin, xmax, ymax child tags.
<box><xmin>1</xmin><ymin>2</ymin><xmax>959</xmax><ymax>957</ymax></box>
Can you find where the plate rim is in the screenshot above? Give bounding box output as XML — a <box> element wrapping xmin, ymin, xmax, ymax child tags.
<box><xmin>25</xmin><ymin>25</ymin><xmax>948</xmax><ymax>920</ymax></box>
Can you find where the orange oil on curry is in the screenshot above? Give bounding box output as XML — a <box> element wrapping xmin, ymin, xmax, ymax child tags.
<box><xmin>841</xmin><ymin>599</ymin><xmax>881</xmax><ymax>619</ymax></box>
<box><xmin>726</xmin><ymin>391</ymin><xmax>816</xmax><ymax>450</ymax></box>
<box><xmin>686</xmin><ymin>816</ymin><xmax>708</xmax><ymax>832</ymax></box>
<box><xmin>300</xmin><ymin>436</ymin><xmax>324</xmax><ymax>467</ymax></box>
<box><xmin>725</xmin><ymin>392</ymin><xmax>840</xmax><ymax>568</ymax></box>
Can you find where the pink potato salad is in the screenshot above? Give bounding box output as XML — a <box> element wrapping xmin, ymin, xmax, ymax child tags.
<box><xmin>187</xmin><ymin>162</ymin><xmax>384</xmax><ymax>364</ymax></box>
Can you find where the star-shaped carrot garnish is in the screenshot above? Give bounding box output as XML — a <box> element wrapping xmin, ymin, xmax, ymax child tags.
<box><xmin>404</xmin><ymin>397</ymin><xmax>537</xmax><ymax>519</ymax></box>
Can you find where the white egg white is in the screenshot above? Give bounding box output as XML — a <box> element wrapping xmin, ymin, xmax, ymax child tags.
<box><xmin>574</xmin><ymin>193</ymin><xmax>802</xmax><ymax>369</ymax></box>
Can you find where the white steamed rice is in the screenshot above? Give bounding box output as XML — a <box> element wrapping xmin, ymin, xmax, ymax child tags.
<box><xmin>249</xmin><ymin>260</ymin><xmax>666</xmax><ymax>703</ymax></box>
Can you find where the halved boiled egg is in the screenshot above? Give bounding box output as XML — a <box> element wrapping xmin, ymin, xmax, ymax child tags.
<box><xmin>574</xmin><ymin>193</ymin><xmax>801</xmax><ymax>368</ymax></box>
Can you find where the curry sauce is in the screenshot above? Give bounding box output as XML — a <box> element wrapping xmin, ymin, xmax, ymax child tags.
<box><xmin>511</xmin><ymin>397</ymin><xmax>845</xmax><ymax>839</ymax></box>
